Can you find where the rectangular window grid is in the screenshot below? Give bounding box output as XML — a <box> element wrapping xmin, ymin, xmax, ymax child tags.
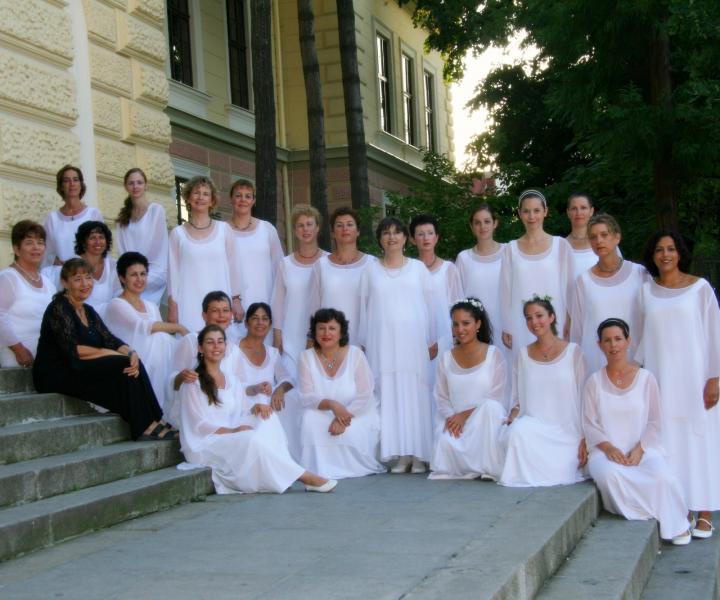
<box><xmin>376</xmin><ymin>34</ymin><xmax>392</xmax><ymax>133</ymax></box>
<box><xmin>168</xmin><ymin>0</ymin><xmax>193</xmax><ymax>86</ymax></box>
<box><xmin>401</xmin><ymin>54</ymin><xmax>416</xmax><ymax>145</ymax></box>
<box><xmin>226</xmin><ymin>0</ymin><xmax>250</xmax><ymax>109</ymax></box>
<box><xmin>424</xmin><ymin>71</ymin><xmax>436</xmax><ymax>152</ymax></box>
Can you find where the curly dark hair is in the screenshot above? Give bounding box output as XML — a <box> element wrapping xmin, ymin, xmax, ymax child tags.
<box><xmin>74</xmin><ymin>221</ymin><xmax>112</xmax><ymax>257</ymax></box>
<box><xmin>641</xmin><ymin>230</ymin><xmax>692</xmax><ymax>277</ymax></box>
<box><xmin>450</xmin><ymin>297</ymin><xmax>493</xmax><ymax>344</ymax></box>
<box><xmin>308</xmin><ymin>308</ymin><xmax>349</xmax><ymax>348</ymax></box>
<box><xmin>116</xmin><ymin>252</ymin><xmax>149</xmax><ymax>279</ymax></box>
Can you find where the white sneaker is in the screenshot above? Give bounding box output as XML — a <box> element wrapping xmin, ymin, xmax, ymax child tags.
<box><xmin>671</xmin><ymin>530</ymin><xmax>692</xmax><ymax>546</ymax></box>
<box><xmin>391</xmin><ymin>456</ymin><xmax>411</xmax><ymax>473</ymax></box>
<box><xmin>305</xmin><ymin>479</ymin><xmax>337</xmax><ymax>493</ymax></box>
<box><xmin>410</xmin><ymin>457</ymin><xmax>426</xmax><ymax>474</ymax></box>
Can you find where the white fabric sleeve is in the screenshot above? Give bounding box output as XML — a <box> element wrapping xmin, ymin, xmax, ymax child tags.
<box><xmin>510</xmin><ymin>351</ymin><xmax>521</xmax><ymax>411</ymax></box>
<box><xmin>178</xmin><ymin>382</ymin><xmax>220</xmax><ymax>453</ymax></box>
<box><xmin>455</xmin><ymin>252</ymin><xmax>468</xmax><ymax>294</ymax></box>
<box><xmin>445</xmin><ymin>261</ymin><xmax>464</xmax><ymax>306</ymax></box>
<box><xmin>573</xmin><ymin>344</ymin><xmax>588</xmax><ymax>437</ymax></box>
<box><xmin>421</xmin><ymin>266</ymin><xmax>437</xmax><ymax>345</ymax></box>
<box><xmin>171</xmin><ymin>333</ymin><xmax>197</xmax><ymax>379</ymax></box>
<box><xmin>103</xmin><ymin>298</ymin><xmax>153</xmax><ymax>350</ymax></box>
<box><xmin>433</xmin><ymin>353</ymin><xmax>453</xmax><ymax>420</ymax></box>
<box><xmin>167</xmin><ymin>227</ymin><xmax>181</xmax><ymax>301</ymax></box>
<box><xmin>568</xmin><ymin>275</ymin><xmax>584</xmax><ymax>344</ymax></box>
<box><xmin>356</xmin><ymin>267</ymin><xmax>370</xmax><ymax>348</ymax></box>
<box><xmin>297</xmin><ymin>350</ymin><xmax>323</xmax><ymax>409</ymax></box>
<box><xmin>270</xmin><ymin>260</ymin><xmax>287</xmax><ymax>330</ymax></box>
<box><xmin>0</xmin><ymin>272</ymin><xmax>21</xmax><ymax>346</ymax></box>
<box><xmin>267</xmin><ymin>222</ymin><xmax>284</xmax><ymax>290</ymax></box>
<box><xmin>488</xmin><ymin>348</ymin><xmax>510</xmax><ymax>411</ymax></box>
<box><xmin>272</xmin><ymin>348</ymin><xmax>294</xmax><ymax>388</ymax></box>
<box><xmin>346</xmin><ymin>348</ymin><xmax>375</xmax><ymax>416</ymax></box>
<box><xmin>307</xmin><ymin>262</ymin><xmax>322</xmax><ymax>322</ymax></box>
<box><xmin>701</xmin><ymin>281</ymin><xmax>720</xmax><ymax>379</ymax></box>
<box><xmin>558</xmin><ymin>237</ymin><xmax>574</xmax><ymax>320</ymax></box>
<box><xmin>145</xmin><ymin>204</ymin><xmax>170</xmax><ymax>280</ymax></box>
<box><xmin>42</xmin><ymin>212</ymin><xmax>57</xmax><ymax>267</ymax></box>
<box><xmin>223</xmin><ymin>223</ymin><xmax>242</xmax><ymax>297</ymax></box>
<box><xmin>640</xmin><ymin>372</ymin><xmax>663</xmax><ymax>452</ymax></box>
<box><xmin>581</xmin><ymin>376</ymin><xmax>607</xmax><ymax>449</ymax></box>
<box><xmin>499</xmin><ymin>243</ymin><xmax>513</xmax><ymax>334</ymax></box>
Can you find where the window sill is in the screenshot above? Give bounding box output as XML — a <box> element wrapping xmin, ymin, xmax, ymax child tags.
<box><xmin>226</xmin><ymin>104</ymin><xmax>255</xmax><ymax>137</ymax></box>
<box><xmin>168</xmin><ymin>81</ymin><xmax>211</xmax><ymax>119</ymax></box>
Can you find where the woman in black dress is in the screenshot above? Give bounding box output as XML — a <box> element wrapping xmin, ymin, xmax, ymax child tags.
<box><xmin>33</xmin><ymin>258</ymin><xmax>174</xmax><ymax>440</ymax></box>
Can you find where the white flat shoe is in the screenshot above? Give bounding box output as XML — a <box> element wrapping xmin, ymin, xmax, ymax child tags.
<box><xmin>391</xmin><ymin>456</ymin><xmax>411</xmax><ymax>474</ymax></box>
<box><xmin>410</xmin><ymin>458</ymin><xmax>426</xmax><ymax>474</ymax></box>
<box><xmin>671</xmin><ymin>530</ymin><xmax>692</xmax><ymax>546</ymax></box>
<box><xmin>692</xmin><ymin>518</ymin><xmax>714</xmax><ymax>539</ymax></box>
<box><xmin>305</xmin><ymin>479</ymin><xmax>337</xmax><ymax>493</ymax></box>
<box><xmin>480</xmin><ymin>474</ymin><xmax>497</xmax><ymax>482</ymax></box>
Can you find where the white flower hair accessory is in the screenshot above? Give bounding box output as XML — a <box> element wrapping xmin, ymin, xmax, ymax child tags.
<box><xmin>521</xmin><ymin>293</ymin><xmax>553</xmax><ymax>306</ymax></box>
<box><xmin>452</xmin><ymin>297</ymin><xmax>485</xmax><ymax>312</ymax></box>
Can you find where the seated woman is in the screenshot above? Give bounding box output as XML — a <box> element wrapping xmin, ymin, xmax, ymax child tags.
<box><xmin>429</xmin><ymin>298</ymin><xmax>509</xmax><ymax>481</ymax></box>
<box><xmin>178</xmin><ymin>325</ymin><xmax>336</xmax><ymax>494</ymax></box>
<box><xmin>500</xmin><ymin>296</ymin><xmax>588</xmax><ymax>487</ymax></box>
<box><xmin>0</xmin><ymin>221</ymin><xmax>56</xmax><ymax>367</ymax></box>
<box><xmin>298</xmin><ymin>308</ymin><xmax>384</xmax><ymax>479</ymax></box>
<box><xmin>32</xmin><ymin>258</ymin><xmax>173</xmax><ymax>441</ymax></box>
<box><xmin>105</xmin><ymin>252</ymin><xmax>188</xmax><ymax>413</ymax></box>
<box><xmin>236</xmin><ymin>302</ymin><xmax>301</xmax><ymax>461</ymax></box>
<box><xmin>584</xmin><ymin>318</ymin><xmax>691</xmax><ymax>545</ymax></box>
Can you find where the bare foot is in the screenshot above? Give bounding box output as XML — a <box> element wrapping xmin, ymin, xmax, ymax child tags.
<box><xmin>299</xmin><ymin>472</ymin><xmax>328</xmax><ymax>487</ymax></box>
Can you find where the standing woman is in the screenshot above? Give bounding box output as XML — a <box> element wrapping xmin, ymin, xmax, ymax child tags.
<box><xmin>569</xmin><ymin>214</ymin><xmax>646</xmax><ymax>374</ymax></box>
<box><xmin>565</xmin><ymin>193</ymin><xmax>596</xmax><ymax>280</ymax></box>
<box><xmin>104</xmin><ymin>252</ymin><xmax>188</xmax><ymax>413</ymax></box>
<box><xmin>227</xmin><ymin>179</ymin><xmax>284</xmax><ymax>315</ymax></box>
<box><xmin>44</xmin><ymin>165</ymin><xmax>103</xmax><ymax>266</ymax></box>
<box><xmin>359</xmin><ymin>217</ymin><xmax>437</xmax><ymax>474</ymax></box>
<box><xmin>583</xmin><ymin>318</ymin><xmax>691</xmax><ymax>545</ymax></box>
<box><xmin>179</xmin><ymin>325</ymin><xmax>336</xmax><ymax>494</ymax></box>
<box><xmin>167</xmin><ymin>176</ymin><xmax>242</xmax><ymax>332</ymax></box>
<box><xmin>637</xmin><ymin>231</ymin><xmax>720</xmax><ymax>538</ymax></box>
<box><xmin>455</xmin><ymin>204</ymin><xmax>505</xmax><ymax>348</ymax></box>
<box><xmin>271</xmin><ymin>204</ymin><xmax>328</xmax><ymax>379</ymax></box>
<box><xmin>500</xmin><ymin>190</ymin><xmax>574</xmax><ymax>355</ymax></box>
<box><xmin>429</xmin><ymin>298</ymin><xmax>509</xmax><ymax>481</ymax></box>
<box><xmin>500</xmin><ymin>297</ymin><xmax>587</xmax><ymax>487</ymax></box>
<box><xmin>0</xmin><ymin>221</ymin><xmax>56</xmax><ymax>367</ymax></box>
<box><xmin>308</xmin><ymin>207</ymin><xmax>375</xmax><ymax>346</ymax></box>
<box><xmin>115</xmin><ymin>168</ymin><xmax>169</xmax><ymax>305</ymax></box>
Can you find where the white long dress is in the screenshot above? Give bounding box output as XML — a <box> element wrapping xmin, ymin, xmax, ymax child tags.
<box><xmin>570</xmin><ymin>246</ymin><xmax>623</xmax><ymax>282</ymax></box>
<box><xmin>271</xmin><ymin>251</ymin><xmax>328</xmax><ymax>379</ymax></box>
<box><xmin>298</xmin><ymin>346</ymin><xmax>384</xmax><ymax>479</ymax></box>
<box><xmin>456</xmin><ymin>244</ymin><xmax>505</xmax><ymax>342</ymax></box>
<box><xmin>179</xmin><ymin>373</ymin><xmax>304</xmax><ymax>494</ymax></box>
<box><xmin>168</xmin><ymin>222</ymin><xmax>241</xmax><ymax>332</ymax></box>
<box><xmin>359</xmin><ymin>258</ymin><xmax>436</xmax><ymax>461</ymax></box>
<box><xmin>0</xmin><ymin>269</ymin><xmax>55</xmax><ymax>366</ymax></box>
<box><xmin>499</xmin><ymin>237</ymin><xmax>574</xmax><ymax>356</ymax></box>
<box><xmin>428</xmin><ymin>260</ymin><xmax>464</xmax><ymax>359</ymax></box>
<box><xmin>234</xmin><ymin>344</ymin><xmax>302</xmax><ymax>462</ymax></box>
<box><xmin>167</xmin><ymin>333</ymin><xmax>241</xmax><ymax>427</ymax></box>
<box><xmin>636</xmin><ymin>278</ymin><xmax>720</xmax><ymax>510</ymax></box>
<box><xmin>429</xmin><ymin>346</ymin><xmax>509</xmax><ymax>480</ymax></box>
<box><xmin>43</xmin><ymin>206</ymin><xmax>103</xmax><ymax>266</ymax></box>
<box><xmin>230</xmin><ymin>220</ymin><xmax>283</xmax><ymax>311</ymax></box>
<box><xmin>42</xmin><ymin>256</ymin><xmax>121</xmax><ymax>319</ymax></box>
<box><xmin>308</xmin><ymin>253</ymin><xmax>376</xmax><ymax>346</ymax></box>
<box><xmin>104</xmin><ymin>297</ymin><xmax>178</xmax><ymax>412</ymax></box>
<box><xmin>569</xmin><ymin>261</ymin><xmax>647</xmax><ymax>374</ymax></box>
<box><xmin>115</xmin><ymin>203</ymin><xmax>169</xmax><ymax>305</ymax></box>
<box><xmin>500</xmin><ymin>343</ymin><xmax>587</xmax><ymax>487</ymax></box>
<box><xmin>583</xmin><ymin>368</ymin><xmax>688</xmax><ymax>540</ymax></box>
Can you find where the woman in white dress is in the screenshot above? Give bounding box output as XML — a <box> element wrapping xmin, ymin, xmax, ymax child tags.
<box><xmin>409</xmin><ymin>214</ymin><xmax>463</xmax><ymax>368</ymax></box>
<box><xmin>298</xmin><ymin>308</ymin><xmax>384</xmax><ymax>479</ymax></box>
<box><xmin>565</xmin><ymin>193</ymin><xmax>597</xmax><ymax>280</ymax></box>
<box><xmin>359</xmin><ymin>217</ymin><xmax>437</xmax><ymax>474</ymax></box>
<box><xmin>309</xmin><ymin>207</ymin><xmax>375</xmax><ymax>345</ymax></box>
<box><xmin>455</xmin><ymin>204</ymin><xmax>505</xmax><ymax>345</ymax></box>
<box><xmin>44</xmin><ymin>165</ymin><xmax>104</xmax><ymax>267</ymax></box>
<box><xmin>168</xmin><ymin>176</ymin><xmax>242</xmax><ymax>332</ymax></box>
<box><xmin>637</xmin><ymin>230</ymin><xmax>720</xmax><ymax>539</ymax></box>
<box><xmin>271</xmin><ymin>204</ymin><xmax>328</xmax><ymax>379</ymax></box>
<box><xmin>500</xmin><ymin>190</ymin><xmax>574</xmax><ymax>355</ymax></box>
<box><xmin>0</xmin><ymin>221</ymin><xmax>56</xmax><ymax>367</ymax></box>
<box><xmin>500</xmin><ymin>296</ymin><xmax>588</xmax><ymax>487</ymax></box>
<box><xmin>429</xmin><ymin>298</ymin><xmax>509</xmax><ymax>480</ymax></box>
<box><xmin>104</xmin><ymin>252</ymin><xmax>188</xmax><ymax>412</ymax></box>
<box><xmin>235</xmin><ymin>302</ymin><xmax>301</xmax><ymax>461</ymax></box>
<box><xmin>179</xmin><ymin>324</ymin><xmax>336</xmax><ymax>494</ymax></box>
<box><xmin>584</xmin><ymin>318</ymin><xmax>691</xmax><ymax>545</ymax></box>
<box><xmin>227</xmin><ymin>179</ymin><xmax>284</xmax><ymax>316</ymax></box>
<box><xmin>115</xmin><ymin>168</ymin><xmax>169</xmax><ymax>305</ymax></box>
<box><xmin>569</xmin><ymin>214</ymin><xmax>646</xmax><ymax>374</ymax></box>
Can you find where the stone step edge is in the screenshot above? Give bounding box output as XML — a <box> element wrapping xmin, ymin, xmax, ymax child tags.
<box><xmin>0</xmin><ymin>368</ymin><xmax>33</xmax><ymax>394</ymax></box>
<box><xmin>0</xmin><ymin>466</ymin><xmax>214</xmax><ymax>562</ymax></box>
<box><xmin>401</xmin><ymin>482</ymin><xmax>600</xmax><ymax>600</ymax></box>
<box><xmin>0</xmin><ymin>393</ymin><xmax>95</xmax><ymax>427</ymax></box>
<box><xmin>0</xmin><ymin>441</ymin><xmax>183</xmax><ymax>509</ymax></box>
<box><xmin>536</xmin><ymin>515</ymin><xmax>658</xmax><ymax>600</ymax></box>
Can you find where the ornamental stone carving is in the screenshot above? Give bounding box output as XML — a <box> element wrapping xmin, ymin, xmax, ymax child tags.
<box><xmin>0</xmin><ymin>119</ymin><xmax>80</xmax><ymax>174</ymax></box>
<box><xmin>0</xmin><ymin>0</ymin><xmax>73</xmax><ymax>62</ymax></box>
<box><xmin>0</xmin><ymin>182</ymin><xmax>59</xmax><ymax>228</ymax></box>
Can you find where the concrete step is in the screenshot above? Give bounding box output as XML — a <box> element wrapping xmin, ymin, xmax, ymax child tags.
<box><xmin>0</xmin><ymin>441</ymin><xmax>183</xmax><ymax>508</ymax></box>
<box><xmin>0</xmin><ymin>414</ymin><xmax>129</xmax><ymax>466</ymax></box>
<box><xmin>641</xmin><ymin>511</ymin><xmax>720</xmax><ymax>600</ymax></box>
<box><xmin>0</xmin><ymin>392</ymin><xmax>94</xmax><ymax>427</ymax></box>
<box><xmin>403</xmin><ymin>481</ymin><xmax>600</xmax><ymax>600</ymax></box>
<box><xmin>0</xmin><ymin>368</ymin><xmax>34</xmax><ymax>394</ymax></box>
<box><xmin>0</xmin><ymin>465</ymin><xmax>214</xmax><ymax>562</ymax></box>
<box><xmin>537</xmin><ymin>514</ymin><xmax>658</xmax><ymax>599</ymax></box>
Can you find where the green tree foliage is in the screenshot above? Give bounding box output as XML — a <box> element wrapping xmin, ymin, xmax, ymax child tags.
<box><xmin>401</xmin><ymin>0</ymin><xmax>720</xmax><ymax>263</ymax></box>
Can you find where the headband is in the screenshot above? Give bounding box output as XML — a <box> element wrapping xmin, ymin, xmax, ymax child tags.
<box><xmin>518</xmin><ymin>189</ymin><xmax>547</xmax><ymax>209</ymax></box>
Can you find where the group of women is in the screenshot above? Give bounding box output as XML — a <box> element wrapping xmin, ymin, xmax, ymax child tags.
<box><xmin>1</xmin><ymin>166</ymin><xmax>718</xmax><ymax>545</ymax></box>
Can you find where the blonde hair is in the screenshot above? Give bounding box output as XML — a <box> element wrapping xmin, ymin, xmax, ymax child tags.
<box><xmin>291</xmin><ymin>204</ymin><xmax>321</xmax><ymax>228</ymax></box>
<box><xmin>587</xmin><ymin>213</ymin><xmax>621</xmax><ymax>236</ymax></box>
<box><xmin>181</xmin><ymin>176</ymin><xmax>219</xmax><ymax>213</ymax></box>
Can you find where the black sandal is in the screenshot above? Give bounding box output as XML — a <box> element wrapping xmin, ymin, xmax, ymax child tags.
<box><xmin>137</xmin><ymin>423</ymin><xmax>166</xmax><ymax>441</ymax></box>
<box><xmin>155</xmin><ymin>426</ymin><xmax>179</xmax><ymax>441</ymax></box>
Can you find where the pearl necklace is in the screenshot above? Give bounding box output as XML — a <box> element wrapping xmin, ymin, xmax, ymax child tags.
<box><xmin>188</xmin><ymin>218</ymin><xmax>213</xmax><ymax>230</ymax></box>
<box><xmin>320</xmin><ymin>350</ymin><xmax>339</xmax><ymax>370</ymax></box>
<box><xmin>232</xmin><ymin>217</ymin><xmax>253</xmax><ymax>231</ymax></box>
<box><xmin>12</xmin><ymin>262</ymin><xmax>41</xmax><ymax>283</ymax></box>
<box><xmin>597</xmin><ymin>257</ymin><xmax>624</xmax><ymax>274</ymax></box>
<box><xmin>381</xmin><ymin>256</ymin><xmax>406</xmax><ymax>278</ymax></box>
<box><xmin>297</xmin><ymin>248</ymin><xmax>320</xmax><ymax>260</ymax></box>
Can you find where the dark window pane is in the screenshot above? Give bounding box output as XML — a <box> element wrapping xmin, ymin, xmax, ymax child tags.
<box><xmin>226</xmin><ymin>0</ymin><xmax>250</xmax><ymax>108</ymax></box>
<box><xmin>168</xmin><ymin>0</ymin><xmax>193</xmax><ymax>86</ymax></box>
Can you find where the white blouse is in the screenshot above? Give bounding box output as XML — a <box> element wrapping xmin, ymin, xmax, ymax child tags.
<box><xmin>231</xmin><ymin>220</ymin><xmax>284</xmax><ymax>310</ymax></box>
<box><xmin>43</xmin><ymin>206</ymin><xmax>103</xmax><ymax>265</ymax></box>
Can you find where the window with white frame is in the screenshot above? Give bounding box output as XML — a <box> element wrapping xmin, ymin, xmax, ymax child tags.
<box><xmin>401</xmin><ymin>53</ymin><xmax>416</xmax><ymax>145</ymax></box>
<box><xmin>168</xmin><ymin>0</ymin><xmax>193</xmax><ymax>86</ymax></box>
<box><xmin>423</xmin><ymin>71</ymin><xmax>436</xmax><ymax>152</ymax></box>
<box><xmin>376</xmin><ymin>33</ymin><xmax>392</xmax><ymax>133</ymax></box>
<box><xmin>226</xmin><ymin>0</ymin><xmax>251</xmax><ymax>109</ymax></box>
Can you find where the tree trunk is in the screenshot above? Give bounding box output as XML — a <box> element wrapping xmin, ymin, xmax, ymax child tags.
<box><xmin>336</xmin><ymin>0</ymin><xmax>371</xmax><ymax>224</ymax></box>
<box><xmin>251</xmin><ymin>0</ymin><xmax>277</xmax><ymax>224</ymax></box>
<box><xmin>298</xmin><ymin>0</ymin><xmax>330</xmax><ymax>248</ymax></box>
<box><xmin>649</xmin><ymin>14</ymin><xmax>678</xmax><ymax>231</ymax></box>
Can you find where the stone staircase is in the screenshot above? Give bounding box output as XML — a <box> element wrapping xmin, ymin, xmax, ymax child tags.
<box><xmin>0</xmin><ymin>367</ymin><xmax>214</xmax><ymax>562</ymax></box>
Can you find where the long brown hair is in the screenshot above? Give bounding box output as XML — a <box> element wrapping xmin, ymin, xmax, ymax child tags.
<box><xmin>116</xmin><ymin>168</ymin><xmax>147</xmax><ymax>227</ymax></box>
<box><xmin>196</xmin><ymin>324</ymin><xmax>226</xmax><ymax>406</ymax></box>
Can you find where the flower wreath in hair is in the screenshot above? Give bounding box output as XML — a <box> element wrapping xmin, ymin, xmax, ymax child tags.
<box><xmin>453</xmin><ymin>297</ymin><xmax>485</xmax><ymax>312</ymax></box>
<box><xmin>521</xmin><ymin>293</ymin><xmax>553</xmax><ymax>306</ymax></box>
